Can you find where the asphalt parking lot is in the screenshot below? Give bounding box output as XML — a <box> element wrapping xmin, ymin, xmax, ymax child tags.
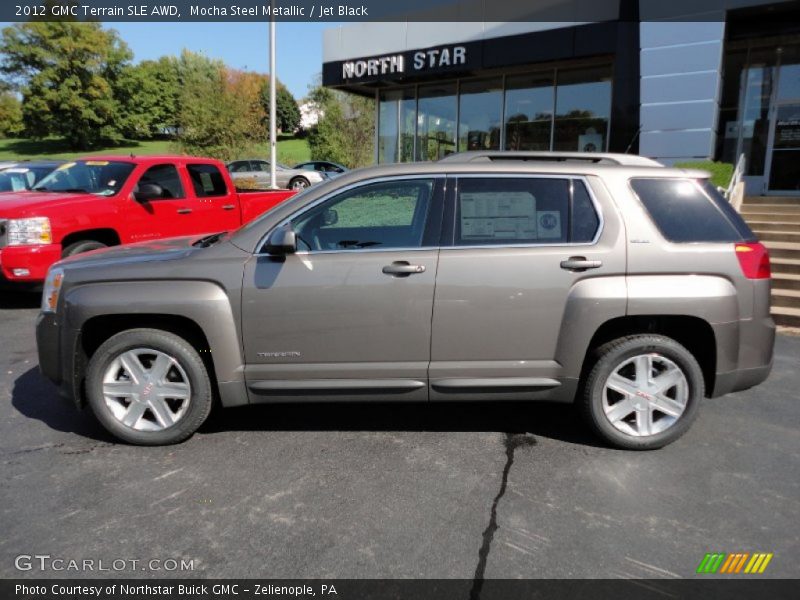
<box><xmin>0</xmin><ymin>292</ymin><xmax>798</xmax><ymax>580</ymax></box>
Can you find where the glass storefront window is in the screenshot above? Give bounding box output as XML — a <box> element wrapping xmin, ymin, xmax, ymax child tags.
<box><xmin>740</xmin><ymin>55</ymin><xmax>775</xmax><ymax>176</ymax></box>
<box><xmin>417</xmin><ymin>83</ymin><xmax>457</xmax><ymax>161</ymax></box>
<box><xmin>553</xmin><ymin>66</ymin><xmax>612</xmax><ymax>152</ymax></box>
<box><xmin>458</xmin><ymin>78</ymin><xmax>503</xmax><ymax>152</ymax></box>
<box><xmin>504</xmin><ymin>73</ymin><xmax>554</xmax><ymax>151</ymax></box>
<box><xmin>378</xmin><ymin>89</ymin><xmax>415</xmax><ymax>164</ymax></box>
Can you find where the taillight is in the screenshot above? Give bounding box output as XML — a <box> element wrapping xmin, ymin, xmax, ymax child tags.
<box><xmin>735</xmin><ymin>242</ymin><xmax>771</xmax><ymax>279</ymax></box>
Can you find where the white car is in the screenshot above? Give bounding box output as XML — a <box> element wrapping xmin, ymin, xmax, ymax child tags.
<box><xmin>227</xmin><ymin>159</ymin><xmax>328</xmax><ymax>190</ymax></box>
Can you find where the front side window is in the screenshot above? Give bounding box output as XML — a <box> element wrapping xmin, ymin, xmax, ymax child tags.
<box><xmin>187</xmin><ymin>164</ymin><xmax>227</xmax><ymax>197</ymax></box>
<box><xmin>292</xmin><ymin>179</ymin><xmax>434</xmax><ymax>251</ymax></box>
<box><xmin>454</xmin><ymin>177</ymin><xmax>599</xmax><ymax>246</ymax></box>
<box><xmin>136</xmin><ymin>164</ymin><xmax>184</xmax><ymax>199</ymax></box>
<box><xmin>32</xmin><ymin>160</ymin><xmax>136</xmax><ymax>196</ymax></box>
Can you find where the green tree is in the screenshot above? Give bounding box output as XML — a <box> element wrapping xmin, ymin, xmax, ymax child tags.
<box><xmin>261</xmin><ymin>82</ymin><xmax>301</xmax><ymax>133</ymax></box>
<box><xmin>0</xmin><ymin>92</ymin><xmax>23</xmax><ymax>137</ymax></box>
<box><xmin>0</xmin><ymin>21</ymin><xmax>133</xmax><ymax>149</ymax></box>
<box><xmin>118</xmin><ymin>56</ymin><xmax>181</xmax><ymax>139</ymax></box>
<box><xmin>174</xmin><ymin>50</ymin><xmax>267</xmax><ymax>161</ymax></box>
<box><xmin>307</xmin><ymin>85</ymin><xmax>374</xmax><ymax>168</ymax></box>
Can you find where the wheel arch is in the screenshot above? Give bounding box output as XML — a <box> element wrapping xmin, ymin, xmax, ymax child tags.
<box><xmin>63</xmin><ymin>280</ymin><xmax>247</xmax><ymax>408</ymax></box>
<box><xmin>580</xmin><ymin>315</ymin><xmax>717</xmax><ymax>398</ymax></box>
<box><xmin>61</xmin><ymin>228</ymin><xmax>121</xmax><ymax>249</ymax></box>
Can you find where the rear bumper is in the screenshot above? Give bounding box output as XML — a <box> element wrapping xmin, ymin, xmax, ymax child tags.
<box><xmin>711</xmin><ymin>315</ymin><xmax>776</xmax><ymax>397</ymax></box>
<box><xmin>0</xmin><ymin>244</ymin><xmax>61</xmax><ymax>282</ymax></box>
<box><xmin>713</xmin><ymin>363</ymin><xmax>773</xmax><ymax>398</ymax></box>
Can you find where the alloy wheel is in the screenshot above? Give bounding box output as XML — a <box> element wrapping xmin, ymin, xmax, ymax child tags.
<box><xmin>601</xmin><ymin>353</ymin><xmax>689</xmax><ymax>437</ymax></box>
<box><xmin>102</xmin><ymin>348</ymin><xmax>191</xmax><ymax>431</ymax></box>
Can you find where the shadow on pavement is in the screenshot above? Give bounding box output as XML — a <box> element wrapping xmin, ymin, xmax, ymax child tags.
<box><xmin>11</xmin><ymin>367</ymin><xmax>114</xmax><ymax>443</ymax></box>
<box><xmin>202</xmin><ymin>399</ymin><xmax>606</xmax><ymax>448</ymax></box>
<box><xmin>12</xmin><ymin>365</ymin><xmax>604</xmax><ymax>448</ymax></box>
<box><xmin>0</xmin><ymin>291</ymin><xmax>41</xmax><ymax>309</ymax></box>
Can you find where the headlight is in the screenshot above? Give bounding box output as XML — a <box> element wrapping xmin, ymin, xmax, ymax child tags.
<box><xmin>41</xmin><ymin>267</ymin><xmax>64</xmax><ymax>313</ymax></box>
<box><xmin>8</xmin><ymin>217</ymin><xmax>52</xmax><ymax>245</ymax></box>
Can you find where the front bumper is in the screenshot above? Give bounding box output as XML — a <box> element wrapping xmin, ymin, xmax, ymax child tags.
<box><xmin>36</xmin><ymin>311</ymin><xmax>84</xmax><ymax>406</ymax></box>
<box><xmin>0</xmin><ymin>244</ymin><xmax>62</xmax><ymax>283</ymax></box>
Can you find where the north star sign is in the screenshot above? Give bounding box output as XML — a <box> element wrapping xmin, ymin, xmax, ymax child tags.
<box><xmin>342</xmin><ymin>46</ymin><xmax>467</xmax><ymax>80</ymax></box>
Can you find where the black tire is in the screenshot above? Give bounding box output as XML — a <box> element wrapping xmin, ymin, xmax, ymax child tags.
<box><xmin>85</xmin><ymin>328</ymin><xmax>213</xmax><ymax>445</ymax></box>
<box><xmin>580</xmin><ymin>334</ymin><xmax>704</xmax><ymax>450</ymax></box>
<box><xmin>289</xmin><ymin>177</ymin><xmax>310</xmax><ymax>190</ymax></box>
<box><xmin>62</xmin><ymin>240</ymin><xmax>107</xmax><ymax>258</ymax></box>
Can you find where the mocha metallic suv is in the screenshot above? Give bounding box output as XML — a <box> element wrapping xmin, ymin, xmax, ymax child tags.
<box><xmin>36</xmin><ymin>152</ymin><xmax>775</xmax><ymax>449</ymax></box>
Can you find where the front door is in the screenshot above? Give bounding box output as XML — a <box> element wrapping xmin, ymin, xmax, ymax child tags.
<box><xmin>241</xmin><ymin>177</ymin><xmax>444</xmax><ymax>402</ymax></box>
<box><xmin>766</xmin><ymin>64</ymin><xmax>800</xmax><ymax>193</ymax></box>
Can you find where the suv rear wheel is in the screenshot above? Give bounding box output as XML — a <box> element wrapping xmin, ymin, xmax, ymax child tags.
<box><xmin>85</xmin><ymin>328</ymin><xmax>213</xmax><ymax>445</ymax></box>
<box><xmin>581</xmin><ymin>334</ymin><xmax>704</xmax><ymax>450</ymax></box>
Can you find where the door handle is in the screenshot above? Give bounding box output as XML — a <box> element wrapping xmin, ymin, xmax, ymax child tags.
<box><xmin>222</xmin><ymin>204</ymin><xmax>236</xmax><ymax>211</ymax></box>
<box><xmin>560</xmin><ymin>256</ymin><xmax>602</xmax><ymax>271</ymax></box>
<box><xmin>177</xmin><ymin>208</ymin><xmax>192</xmax><ymax>215</ymax></box>
<box><xmin>382</xmin><ymin>262</ymin><xmax>426</xmax><ymax>277</ymax></box>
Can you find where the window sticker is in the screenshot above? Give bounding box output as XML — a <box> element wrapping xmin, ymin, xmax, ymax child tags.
<box><xmin>537</xmin><ymin>211</ymin><xmax>562</xmax><ymax>239</ymax></box>
<box><xmin>85</xmin><ymin>161</ymin><xmax>110</xmax><ymax>166</ymax></box>
<box><xmin>460</xmin><ymin>191</ymin><xmax>538</xmax><ymax>240</ymax></box>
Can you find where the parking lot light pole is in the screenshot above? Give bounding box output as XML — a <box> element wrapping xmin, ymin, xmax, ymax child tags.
<box><xmin>269</xmin><ymin>11</ymin><xmax>277</xmax><ymax>189</ymax></box>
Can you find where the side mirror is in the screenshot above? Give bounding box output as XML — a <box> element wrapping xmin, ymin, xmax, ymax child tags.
<box><xmin>134</xmin><ymin>183</ymin><xmax>163</xmax><ymax>201</ymax></box>
<box><xmin>323</xmin><ymin>208</ymin><xmax>338</xmax><ymax>226</ymax></box>
<box><xmin>265</xmin><ymin>225</ymin><xmax>297</xmax><ymax>255</ymax></box>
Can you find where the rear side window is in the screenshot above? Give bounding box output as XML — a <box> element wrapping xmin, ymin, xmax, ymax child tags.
<box><xmin>454</xmin><ymin>177</ymin><xmax>600</xmax><ymax>245</ymax></box>
<box><xmin>188</xmin><ymin>164</ymin><xmax>227</xmax><ymax>197</ymax></box>
<box><xmin>630</xmin><ymin>178</ymin><xmax>754</xmax><ymax>243</ymax></box>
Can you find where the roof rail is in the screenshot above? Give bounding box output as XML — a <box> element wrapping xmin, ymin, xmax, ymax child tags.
<box><xmin>438</xmin><ymin>151</ymin><xmax>663</xmax><ymax>167</ymax></box>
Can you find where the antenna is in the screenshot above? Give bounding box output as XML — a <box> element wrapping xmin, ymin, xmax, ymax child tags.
<box><xmin>625</xmin><ymin>126</ymin><xmax>643</xmax><ymax>154</ymax></box>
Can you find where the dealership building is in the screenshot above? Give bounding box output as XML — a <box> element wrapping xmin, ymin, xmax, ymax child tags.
<box><xmin>322</xmin><ymin>0</ymin><xmax>800</xmax><ymax>195</ymax></box>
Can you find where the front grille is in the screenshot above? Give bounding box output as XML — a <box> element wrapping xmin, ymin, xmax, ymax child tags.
<box><xmin>0</xmin><ymin>219</ymin><xmax>7</xmax><ymax>248</ymax></box>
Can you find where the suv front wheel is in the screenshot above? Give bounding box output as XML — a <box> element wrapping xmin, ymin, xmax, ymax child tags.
<box><xmin>85</xmin><ymin>328</ymin><xmax>213</xmax><ymax>445</ymax></box>
<box><xmin>581</xmin><ymin>334</ymin><xmax>704</xmax><ymax>450</ymax></box>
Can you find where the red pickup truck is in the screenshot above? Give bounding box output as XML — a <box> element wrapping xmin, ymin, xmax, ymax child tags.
<box><xmin>0</xmin><ymin>155</ymin><xmax>295</xmax><ymax>286</ymax></box>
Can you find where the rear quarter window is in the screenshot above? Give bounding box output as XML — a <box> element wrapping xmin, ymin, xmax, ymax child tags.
<box><xmin>630</xmin><ymin>178</ymin><xmax>754</xmax><ymax>243</ymax></box>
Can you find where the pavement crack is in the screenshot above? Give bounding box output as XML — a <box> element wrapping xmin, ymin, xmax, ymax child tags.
<box><xmin>470</xmin><ymin>432</ymin><xmax>536</xmax><ymax>600</ymax></box>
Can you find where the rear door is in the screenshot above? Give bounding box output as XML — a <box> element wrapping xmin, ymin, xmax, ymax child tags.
<box><xmin>126</xmin><ymin>163</ymin><xmax>196</xmax><ymax>241</ymax></box>
<box><xmin>429</xmin><ymin>174</ymin><xmax>625</xmax><ymax>400</ymax></box>
<box><xmin>185</xmin><ymin>163</ymin><xmax>241</xmax><ymax>232</ymax></box>
<box><xmin>241</xmin><ymin>176</ymin><xmax>444</xmax><ymax>401</ymax></box>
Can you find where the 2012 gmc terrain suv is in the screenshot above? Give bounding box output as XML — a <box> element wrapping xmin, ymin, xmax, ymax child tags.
<box><xmin>36</xmin><ymin>152</ymin><xmax>775</xmax><ymax>449</ymax></box>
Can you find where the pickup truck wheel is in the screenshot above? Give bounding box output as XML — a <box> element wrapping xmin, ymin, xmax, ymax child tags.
<box><xmin>581</xmin><ymin>335</ymin><xmax>704</xmax><ymax>450</ymax></box>
<box><xmin>62</xmin><ymin>240</ymin><xmax>107</xmax><ymax>257</ymax></box>
<box><xmin>85</xmin><ymin>328</ymin><xmax>213</xmax><ymax>445</ymax></box>
<box><xmin>289</xmin><ymin>177</ymin><xmax>310</xmax><ymax>190</ymax></box>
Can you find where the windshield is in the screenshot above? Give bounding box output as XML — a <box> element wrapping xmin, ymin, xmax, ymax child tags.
<box><xmin>33</xmin><ymin>160</ymin><xmax>136</xmax><ymax>196</ymax></box>
<box><xmin>0</xmin><ymin>167</ymin><xmax>51</xmax><ymax>192</ymax></box>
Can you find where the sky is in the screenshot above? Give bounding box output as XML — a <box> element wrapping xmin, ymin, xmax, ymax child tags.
<box><xmin>113</xmin><ymin>22</ymin><xmax>336</xmax><ymax>99</ymax></box>
<box><xmin>0</xmin><ymin>21</ymin><xmax>339</xmax><ymax>100</ymax></box>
